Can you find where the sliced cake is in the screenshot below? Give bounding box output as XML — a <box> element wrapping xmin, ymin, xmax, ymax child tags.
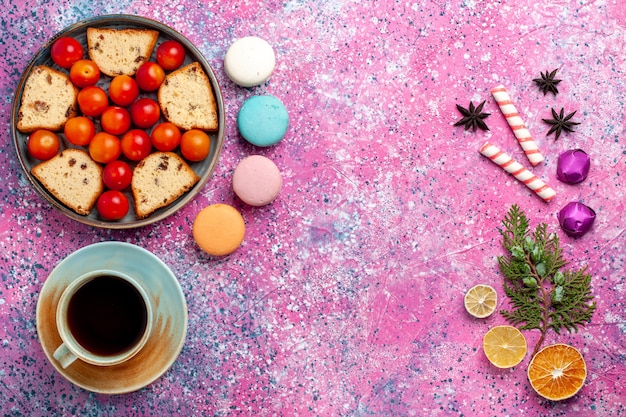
<box><xmin>86</xmin><ymin>27</ymin><xmax>159</xmax><ymax>76</ymax></box>
<box><xmin>31</xmin><ymin>148</ymin><xmax>104</xmax><ymax>215</ymax></box>
<box><xmin>131</xmin><ymin>152</ymin><xmax>200</xmax><ymax>219</ymax></box>
<box><xmin>17</xmin><ymin>65</ymin><xmax>78</xmax><ymax>133</ymax></box>
<box><xmin>158</xmin><ymin>62</ymin><xmax>219</xmax><ymax>131</ymax></box>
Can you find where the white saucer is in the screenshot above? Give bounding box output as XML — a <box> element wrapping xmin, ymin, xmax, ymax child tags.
<box><xmin>36</xmin><ymin>242</ymin><xmax>188</xmax><ymax>394</ymax></box>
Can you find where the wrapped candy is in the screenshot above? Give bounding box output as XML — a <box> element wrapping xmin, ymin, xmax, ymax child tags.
<box><xmin>556</xmin><ymin>149</ymin><xmax>590</xmax><ymax>184</ymax></box>
<box><xmin>557</xmin><ymin>202</ymin><xmax>596</xmax><ymax>238</ymax></box>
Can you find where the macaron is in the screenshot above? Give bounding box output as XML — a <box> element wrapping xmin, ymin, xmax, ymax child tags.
<box><xmin>193</xmin><ymin>204</ymin><xmax>245</xmax><ymax>256</ymax></box>
<box><xmin>224</xmin><ymin>36</ymin><xmax>276</xmax><ymax>87</ymax></box>
<box><xmin>237</xmin><ymin>95</ymin><xmax>289</xmax><ymax>147</ymax></box>
<box><xmin>233</xmin><ymin>155</ymin><xmax>282</xmax><ymax>206</ymax></box>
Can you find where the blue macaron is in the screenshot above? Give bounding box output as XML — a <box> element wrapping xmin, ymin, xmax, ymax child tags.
<box><xmin>237</xmin><ymin>95</ymin><xmax>289</xmax><ymax>147</ymax></box>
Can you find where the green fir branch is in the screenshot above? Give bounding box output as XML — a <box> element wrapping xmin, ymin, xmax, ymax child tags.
<box><xmin>497</xmin><ymin>205</ymin><xmax>596</xmax><ymax>356</ymax></box>
<box><xmin>548</xmin><ymin>267</ymin><xmax>596</xmax><ymax>334</ymax></box>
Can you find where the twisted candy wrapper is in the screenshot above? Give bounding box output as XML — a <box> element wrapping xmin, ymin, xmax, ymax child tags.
<box><xmin>557</xmin><ymin>202</ymin><xmax>596</xmax><ymax>238</ymax></box>
<box><xmin>557</xmin><ymin>149</ymin><xmax>590</xmax><ymax>184</ymax></box>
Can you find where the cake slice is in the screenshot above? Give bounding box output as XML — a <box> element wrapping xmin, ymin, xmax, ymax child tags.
<box><xmin>31</xmin><ymin>148</ymin><xmax>104</xmax><ymax>215</ymax></box>
<box><xmin>158</xmin><ymin>62</ymin><xmax>219</xmax><ymax>131</ymax></box>
<box><xmin>17</xmin><ymin>65</ymin><xmax>78</xmax><ymax>133</ymax></box>
<box><xmin>131</xmin><ymin>152</ymin><xmax>200</xmax><ymax>219</ymax></box>
<box><xmin>86</xmin><ymin>27</ymin><xmax>159</xmax><ymax>76</ymax></box>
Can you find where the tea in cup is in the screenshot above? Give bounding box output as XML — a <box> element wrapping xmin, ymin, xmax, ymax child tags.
<box><xmin>53</xmin><ymin>269</ymin><xmax>153</xmax><ymax>368</ymax></box>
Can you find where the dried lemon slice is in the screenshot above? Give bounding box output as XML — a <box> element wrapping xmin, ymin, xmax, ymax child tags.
<box><xmin>528</xmin><ymin>343</ymin><xmax>587</xmax><ymax>401</ymax></box>
<box><xmin>464</xmin><ymin>284</ymin><xmax>497</xmax><ymax>318</ymax></box>
<box><xmin>483</xmin><ymin>325</ymin><xmax>527</xmax><ymax>368</ymax></box>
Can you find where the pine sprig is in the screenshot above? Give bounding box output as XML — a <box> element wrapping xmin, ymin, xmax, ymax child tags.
<box><xmin>499</xmin><ymin>204</ymin><xmax>529</xmax><ymax>249</ymax></box>
<box><xmin>549</xmin><ymin>267</ymin><xmax>595</xmax><ymax>334</ymax></box>
<box><xmin>497</xmin><ymin>205</ymin><xmax>596</xmax><ymax>356</ymax></box>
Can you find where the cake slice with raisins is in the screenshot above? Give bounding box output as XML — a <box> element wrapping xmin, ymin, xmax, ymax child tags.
<box><xmin>86</xmin><ymin>27</ymin><xmax>158</xmax><ymax>76</ymax></box>
<box><xmin>31</xmin><ymin>149</ymin><xmax>104</xmax><ymax>215</ymax></box>
<box><xmin>17</xmin><ymin>65</ymin><xmax>78</xmax><ymax>133</ymax></box>
<box><xmin>131</xmin><ymin>152</ymin><xmax>200</xmax><ymax>218</ymax></box>
<box><xmin>158</xmin><ymin>62</ymin><xmax>218</xmax><ymax>131</ymax></box>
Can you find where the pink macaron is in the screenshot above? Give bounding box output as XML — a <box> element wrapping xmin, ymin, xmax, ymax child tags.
<box><xmin>232</xmin><ymin>155</ymin><xmax>282</xmax><ymax>206</ymax></box>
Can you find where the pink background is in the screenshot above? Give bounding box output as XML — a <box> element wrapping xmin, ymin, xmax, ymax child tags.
<box><xmin>1</xmin><ymin>0</ymin><xmax>624</xmax><ymax>415</ymax></box>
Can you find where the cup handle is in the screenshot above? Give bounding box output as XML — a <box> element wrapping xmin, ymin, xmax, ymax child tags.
<box><xmin>53</xmin><ymin>343</ymin><xmax>78</xmax><ymax>369</ymax></box>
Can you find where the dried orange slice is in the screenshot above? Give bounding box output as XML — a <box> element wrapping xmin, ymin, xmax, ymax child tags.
<box><xmin>464</xmin><ymin>284</ymin><xmax>497</xmax><ymax>318</ymax></box>
<box><xmin>528</xmin><ymin>343</ymin><xmax>587</xmax><ymax>401</ymax></box>
<box><xmin>483</xmin><ymin>325</ymin><xmax>527</xmax><ymax>368</ymax></box>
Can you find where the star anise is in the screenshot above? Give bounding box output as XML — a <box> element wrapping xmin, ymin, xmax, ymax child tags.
<box><xmin>542</xmin><ymin>107</ymin><xmax>580</xmax><ymax>141</ymax></box>
<box><xmin>533</xmin><ymin>69</ymin><xmax>562</xmax><ymax>95</ymax></box>
<box><xmin>454</xmin><ymin>100</ymin><xmax>490</xmax><ymax>132</ymax></box>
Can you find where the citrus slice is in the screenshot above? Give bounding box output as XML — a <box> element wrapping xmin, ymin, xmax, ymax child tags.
<box><xmin>483</xmin><ymin>325</ymin><xmax>527</xmax><ymax>368</ymax></box>
<box><xmin>528</xmin><ymin>343</ymin><xmax>587</xmax><ymax>401</ymax></box>
<box><xmin>464</xmin><ymin>284</ymin><xmax>497</xmax><ymax>318</ymax></box>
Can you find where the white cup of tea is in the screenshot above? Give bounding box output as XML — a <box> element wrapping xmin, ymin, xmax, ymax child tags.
<box><xmin>53</xmin><ymin>269</ymin><xmax>154</xmax><ymax>369</ymax></box>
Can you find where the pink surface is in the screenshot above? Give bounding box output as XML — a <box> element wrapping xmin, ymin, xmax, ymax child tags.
<box><xmin>0</xmin><ymin>1</ymin><xmax>624</xmax><ymax>415</ymax></box>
